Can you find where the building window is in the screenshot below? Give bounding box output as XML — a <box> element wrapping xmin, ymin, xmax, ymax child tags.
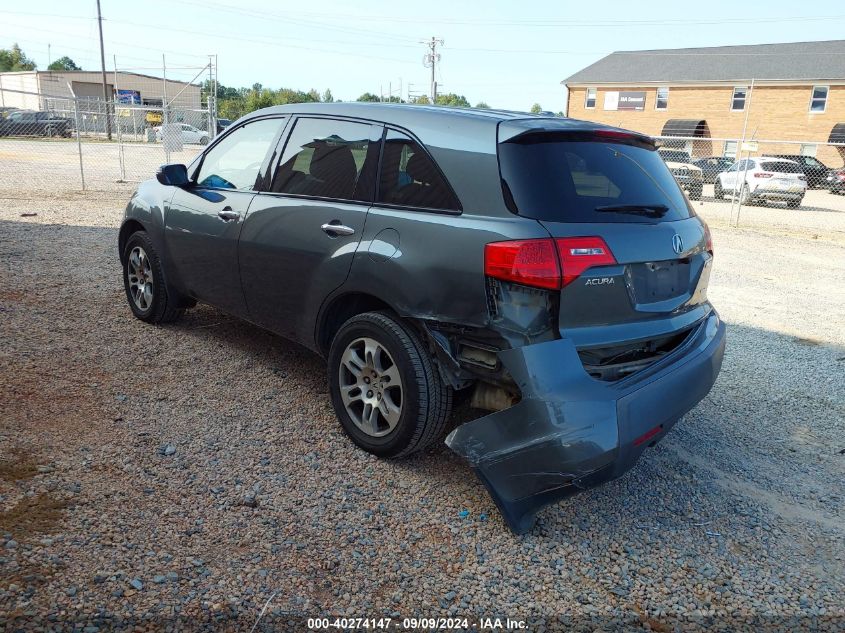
<box><xmin>655</xmin><ymin>86</ymin><xmax>669</xmax><ymax>110</ymax></box>
<box><xmin>585</xmin><ymin>87</ymin><xmax>597</xmax><ymax>109</ymax></box>
<box><xmin>731</xmin><ymin>87</ymin><xmax>747</xmax><ymax>111</ymax></box>
<box><xmin>723</xmin><ymin>140</ymin><xmax>738</xmax><ymax>158</ymax></box>
<box><xmin>809</xmin><ymin>86</ymin><xmax>828</xmax><ymax>113</ymax></box>
<box><xmin>800</xmin><ymin>144</ymin><xmax>817</xmax><ymax>157</ymax></box>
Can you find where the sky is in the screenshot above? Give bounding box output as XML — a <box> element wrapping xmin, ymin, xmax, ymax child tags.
<box><xmin>2</xmin><ymin>0</ymin><xmax>845</xmax><ymax>111</ymax></box>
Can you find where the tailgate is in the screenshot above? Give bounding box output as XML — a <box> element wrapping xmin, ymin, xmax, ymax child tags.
<box><xmin>542</xmin><ymin>217</ymin><xmax>713</xmax><ymax>348</ymax></box>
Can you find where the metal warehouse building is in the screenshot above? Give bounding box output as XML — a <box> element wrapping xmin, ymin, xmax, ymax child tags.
<box><xmin>563</xmin><ymin>39</ymin><xmax>845</xmax><ymax>168</ymax></box>
<box><xmin>0</xmin><ymin>70</ymin><xmax>201</xmax><ymax>109</ymax></box>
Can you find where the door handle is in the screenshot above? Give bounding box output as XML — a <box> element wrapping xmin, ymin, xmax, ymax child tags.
<box><xmin>321</xmin><ymin>222</ymin><xmax>355</xmax><ymax>237</ymax></box>
<box><xmin>218</xmin><ymin>208</ymin><xmax>240</xmax><ymax>221</ymax></box>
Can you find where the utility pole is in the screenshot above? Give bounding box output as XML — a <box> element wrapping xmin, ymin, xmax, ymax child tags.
<box><xmin>95</xmin><ymin>0</ymin><xmax>112</xmax><ymax>140</ymax></box>
<box><xmin>421</xmin><ymin>37</ymin><xmax>443</xmax><ymax>103</ymax></box>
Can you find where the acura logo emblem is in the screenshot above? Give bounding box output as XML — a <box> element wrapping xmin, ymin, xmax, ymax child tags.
<box><xmin>672</xmin><ymin>234</ymin><xmax>684</xmax><ymax>254</ymax></box>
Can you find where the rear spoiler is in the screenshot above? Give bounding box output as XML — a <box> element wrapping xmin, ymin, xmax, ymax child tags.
<box><xmin>498</xmin><ymin>120</ymin><xmax>656</xmax><ymax>150</ymax></box>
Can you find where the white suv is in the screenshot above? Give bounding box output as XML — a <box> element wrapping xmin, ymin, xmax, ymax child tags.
<box><xmin>714</xmin><ymin>157</ymin><xmax>807</xmax><ymax>208</ymax></box>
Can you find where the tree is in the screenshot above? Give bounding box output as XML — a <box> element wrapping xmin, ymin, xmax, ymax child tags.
<box><xmin>530</xmin><ymin>103</ymin><xmax>543</xmax><ymax>114</ymax></box>
<box><xmin>47</xmin><ymin>56</ymin><xmax>81</xmax><ymax>71</ymax></box>
<box><xmin>322</xmin><ymin>88</ymin><xmax>334</xmax><ymax>103</ymax></box>
<box><xmin>0</xmin><ymin>44</ymin><xmax>37</xmax><ymax>72</ymax></box>
<box><xmin>410</xmin><ymin>95</ymin><xmax>430</xmax><ymax>104</ymax></box>
<box><xmin>475</xmin><ymin>101</ymin><xmax>490</xmax><ymax>109</ymax></box>
<box><xmin>434</xmin><ymin>93</ymin><xmax>470</xmax><ymax>107</ymax></box>
<box><xmin>356</xmin><ymin>92</ymin><xmax>381</xmax><ymax>102</ymax></box>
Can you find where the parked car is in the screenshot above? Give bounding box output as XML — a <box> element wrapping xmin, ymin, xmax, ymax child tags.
<box><xmin>692</xmin><ymin>156</ymin><xmax>734</xmax><ymax>183</ymax></box>
<box><xmin>827</xmin><ymin>167</ymin><xmax>845</xmax><ymax>194</ymax></box>
<box><xmin>0</xmin><ymin>110</ymin><xmax>74</xmax><ymax>137</ymax></box>
<box><xmin>768</xmin><ymin>154</ymin><xmax>832</xmax><ymax>188</ymax></box>
<box><xmin>217</xmin><ymin>118</ymin><xmax>232</xmax><ymax>133</ymax></box>
<box><xmin>119</xmin><ymin>104</ymin><xmax>725</xmax><ymax>533</ymax></box>
<box><xmin>153</xmin><ymin>123</ymin><xmax>209</xmax><ymax>145</ymax></box>
<box><xmin>714</xmin><ymin>157</ymin><xmax>807</xmax><ymax>208</ymax></box>
<box><xmin>657</xmin><ymin>149</ymin><xmax>704</xmax><ymax>199</ymax></box>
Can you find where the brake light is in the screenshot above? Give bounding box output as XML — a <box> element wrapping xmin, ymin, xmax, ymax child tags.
<box><xmin>484</xmin><ymin>239</ymin><xmax>560</xmax><ymax>290</ymax></box>
<box><xmin>703</xmin><ymin>222</ymin><xmax>714</xmax><ymax>254</ymax></box>
<box><xmin>484</xmin><ymin>237</ymin><xmax>616</xmax><ymax>290</ymax></box>
<box><xmin>753</xmin><ymin>172</ymin><xmax>773</xmax><ymax>178</ymax></box>
<box><xmin>555</xmin><ymin>237</ymin><xmax>616</xmax><ymax>287</ymax></box>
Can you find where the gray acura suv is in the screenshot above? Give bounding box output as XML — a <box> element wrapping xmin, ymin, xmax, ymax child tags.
<box><xmin>119</xmin><ymin>103</ymin><xmax>725</xmax><ymax>533</ymax></box>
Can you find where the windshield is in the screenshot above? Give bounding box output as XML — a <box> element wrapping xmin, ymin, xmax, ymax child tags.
<box><xmin>499</xmin><ymin>138</ymin><xmax>693</xmax><ymax>223</ymax></box>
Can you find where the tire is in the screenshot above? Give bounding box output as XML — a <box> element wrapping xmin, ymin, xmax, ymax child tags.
<box><xmin>787</xmin><ymin>197</ymin><xmax>802</xmax><ymax>209</ymax></box>
<box><xmin>122</xmin><ymin>230</ymin><xmax>184</xmax><ymax>324</ymax></box>
<box><xmin>199</xmin><ymin>136</ymin><xmax>209</xmax><ymax>145</ymax></box>
<box><xmin>713</xmin><ymin>179</ymin><xmax>723</xmax><ymax>200</ymax></box>
<box><xmin>45</xmin><ymin>126</ymin><xmax>55</xmax><ymax>137</ymax></box>
<box><xmin>327</xmin><ymin>311</ymin><xmax>452</xmax><ymax>459</ymax></box>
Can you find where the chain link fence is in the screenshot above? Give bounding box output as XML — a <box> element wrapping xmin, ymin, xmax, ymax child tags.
<box><xmin>2</xmin><ymin>85</ymin><xmax>845</xmax><ymax>227</ymax></box>
<box><xmin>0</xmin><ymin>87</ymin><xmax>210</xmax><ymax>195</ymax></box>
<box><xmin>649</xmin><ymin>131</ymin><xmax>845</xmax><ymax>225</ymax></box>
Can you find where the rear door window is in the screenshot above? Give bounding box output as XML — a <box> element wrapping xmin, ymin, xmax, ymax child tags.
<box><xmin>270</xmin><ymin>117</ymin><xmax>377</xmax><ymax>201</ymax></box>
<box><xmin>377</xmin><ymin>129</ymin><xmax>461</xmax><ymax>211</ymax></box>
<box><xmin>499</xmin><ymin>136</ymin><xmax>692</xmax><ymax>223</ymax></box>
<box><xmin>760</xmin><ymin>161</ymin><xmax>802</xmax><ymax>173</ymax></box>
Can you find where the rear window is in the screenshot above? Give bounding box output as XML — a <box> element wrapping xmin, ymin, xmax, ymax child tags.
<box><xmin>499</xmin><ymin>137</ymin><xmax>693</xmax><ymax>223</ymax></box>
<box><xmin>760</xmin><ymin>161</ymin><xmax>802</xmax><ymax>174</ymax></box>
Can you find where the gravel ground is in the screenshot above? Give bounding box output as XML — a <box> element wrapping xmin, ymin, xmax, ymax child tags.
<box><xmin>1</xmin><ymin>188</ymin><xmax>843</xmax><ymax>631</ymax></box>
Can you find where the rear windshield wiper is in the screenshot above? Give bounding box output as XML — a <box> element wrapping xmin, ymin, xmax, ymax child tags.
<box><xmin>595</xmin><ymin>204</ymin><xmax>669</xmax><ymax>218</ymax></box>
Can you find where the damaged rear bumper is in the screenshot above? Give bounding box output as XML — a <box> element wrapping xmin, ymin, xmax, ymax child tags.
<box><xmin>445</xmin><ymin>312</ymin><xmax>726</xmax><ymax>534</ymax></box>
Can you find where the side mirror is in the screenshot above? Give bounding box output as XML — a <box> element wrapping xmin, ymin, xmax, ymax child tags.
<box><xmin>156</xmin><ymin>163</ymin><xmax>189</xmax><ymax>186</ymax></box>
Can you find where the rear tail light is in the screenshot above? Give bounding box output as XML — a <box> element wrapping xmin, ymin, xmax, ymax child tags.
<box><xmin>484</xmin><ymin>237</ymin><xmax>616</xmax><ymax>290</ymax></box>
<box><xmin>753</xmin><ymin>172</ymin><xmax>773</xmax><ymax>178</ymax></box>
<box><xmin>555</xmin><ymin>237</ymin><xmax>616</xmax><ymax>287</ymax></box>
<box><xmin>484</xmin><ymin>239</ymin><xmax>560</xmax><ymax>290</ymax></box>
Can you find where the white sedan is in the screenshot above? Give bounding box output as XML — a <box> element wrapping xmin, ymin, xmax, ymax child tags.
<box><xmin>154</xmin><ymin>123</ymin><xmax>209</xmax><ymax>145</ymax></box>
<box><xmin>714</xmin><ymin>157</ymin><xmax>807</xmax><ymax>208</ymax></box>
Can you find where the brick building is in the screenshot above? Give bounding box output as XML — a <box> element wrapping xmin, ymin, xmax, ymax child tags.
<box><xmin>563</xmin><ymin>40</ymin><xmax>845</xmax><ymax>168</ymax></box>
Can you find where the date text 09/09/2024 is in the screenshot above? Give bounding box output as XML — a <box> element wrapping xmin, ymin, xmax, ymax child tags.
<box><xmin>308</xmin><ymin>617</ymin><xmax>528</xmax><ymax>630</ymax></box>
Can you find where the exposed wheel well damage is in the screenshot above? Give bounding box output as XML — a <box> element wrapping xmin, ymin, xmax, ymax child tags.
<box><xmin>118</xmin><ymin>220</ymin><xmax>145</xmax><ymax>263</ymax></box>
<box><xmin>317</xmin><ymin>292</ymin><xmax>393</xmax><ymax>355</ymax></box>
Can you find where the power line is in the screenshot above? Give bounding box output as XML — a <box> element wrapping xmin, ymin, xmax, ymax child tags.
<box><xmin>128</xmin><ymin>5</ymin><xmax>845</xmax><ymax>28</ymax></box>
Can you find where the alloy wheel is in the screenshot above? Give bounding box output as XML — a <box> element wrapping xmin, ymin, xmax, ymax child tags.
<box><xmin>338</xmin><ymin>337</ymin><xmax>403</xmax><ymax>437</ymax></box>
<box><xmin>126</xmin><ymin>246</ymin><xmax>154</xmax><ymax>311</ymax></box>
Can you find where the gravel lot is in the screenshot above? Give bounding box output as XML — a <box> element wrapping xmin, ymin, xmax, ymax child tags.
<box><xmin>0</xmin><ymin>139</ymin><xmax>201</xmax><ymax>195</ymax></box>
<box><xmin>1</xmin><ymin>188</ymin><xmax>843</xmax><ymax>631</ymax></box>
